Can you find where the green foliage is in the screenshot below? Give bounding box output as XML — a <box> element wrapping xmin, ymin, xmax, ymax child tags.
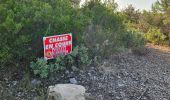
<box><xmin>84</xmin><ymin>25</ymin><xmax>118</xmax><ymax>59</ymax></box>
<box><xmin>121</xmin><ymin>1</ymin><xmax>170</xmax><ymax>46</ymax></box>
<box><xmin>145</xmin><ymin>27</ymin><xmax>166</xmax><ymax>44</ymax></box>
<box><xmin>83</xmin><ymin>1</ymin><xmax>129</xmax><ymax>59</ymax></box>
<box><xmin>0</xmin><ymin>46</ymin><xmax>11</xmax><ymax>65</ymax></box>
<box><xmin>83</xmin><ymin>0</ymin><xmax>124</xmax><ymax>31</ymax></box>
<box><xmin>140</xmin><ymin>0</ymin><xmax>169</xmax><ymax>45</ymax></box>
<box><xmin>152</xmin><ymin>0</ymin><xmax>170</xmax><ymax>13</ymax></box>
<box><xmin>0</xmin><ymin>0</ymin><xmax>90</xmax><ymax>70</ymax></box>
<box><xmin>54</xmin><ymin>45</ymin><xmax>90</xmax><ymax>69</ymax></box>
<box><xmin>30</xmin><ymin>45</ymin><xmax>89</xmax><ymax>78</ymax></box>
<box><xmin>122</xmin><ymin>5</ymin><xmax>140</xmax><ymax>24</ymax></box>
<box><xmin>0</xmin><ymin>0</ymin><xmax>156</xmax><ymax>78</ymax></box>
<box><xmin>30</xmin><ymin>57</ymin><xmax>65</xmax><ymax>78</ymax></box>
<box><xmin>49</xmin><ymin>56</ymin><xmax>65</xmax><ymax>73</ymax></box>
<box><xmin>70</xmin><ymin>45</ymin><xmax>89</xmax><ymax>65</ymax></box>
<box><xmin>30</xmin><ymin>58</ymin><xmax>49</xmax><ymax>78</ymax></box>
<box><xmin>122</xmin><ymin>30</ymin><xmax>146</xmax><ymax>48</ymax></box>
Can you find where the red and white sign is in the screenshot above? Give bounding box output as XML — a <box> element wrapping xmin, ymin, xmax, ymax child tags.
<box><xmin>43</xmin><ymin>34</ymin><xmax>72</xmax><ymax>59</ymax></box>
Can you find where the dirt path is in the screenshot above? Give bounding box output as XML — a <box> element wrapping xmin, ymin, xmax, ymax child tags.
<box><xmin>147</xmin><ymin>44</ymin><xmax>170</xmax><ymax>63</ymax></box>
<box><xmin>76</xmin><ymin>44</ymin><xmax>170</xmax><ymax>100</ymax></box>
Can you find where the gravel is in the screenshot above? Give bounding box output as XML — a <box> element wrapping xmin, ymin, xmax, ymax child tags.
<box><xmin>1</xmin><ymin>45</ymin><xmax>170</xmax><ymax>100</ymax></box>
<box><xmin>74</xmin><ymin>45</ymin><xmax>170</xmax><ymax>100</ymax></box>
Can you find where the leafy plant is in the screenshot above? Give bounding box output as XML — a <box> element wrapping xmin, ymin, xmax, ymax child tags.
<box><xmin>49</xmin><ymin>56</ymin><xmax>65</xmax><ymax>73</ymax></box>
<box><xmin>68</xmin><ymin>45</ymin><xmax>89</xmax><ymax>67</ymax></box>
<box><xmin>30</xmin><ymin>45</ymin><xmax>89</xmax><ymax>78</ymax></box>
<box><xmin>123</xmin><ymin>30</ymin><xmax>146</xmax><ymax>48</ymax></box>
<box><xmin>30</xmin><ymin>58</ymin><xmax>49</xmax><ymax>78</ymax></box>
<box><xmin>145</xmin><ymin>27</ymin><xmax>166</xmax><ymax>45</ymax></box>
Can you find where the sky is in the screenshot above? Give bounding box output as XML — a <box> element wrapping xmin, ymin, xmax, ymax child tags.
<box><xmin>114</xmin><ymin>0</ymin><xmax>157</xmax><ymax>11</ymax></box>
<box><xmin>81</xmin><ymin>0</ymin><xmax>158</xmax><ymax>11</ymax></box>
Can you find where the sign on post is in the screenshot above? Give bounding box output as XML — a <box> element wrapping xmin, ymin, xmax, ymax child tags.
<box><xmin>43</xmin><ymin>34</ymin><xmax>72</xmax><ymax>60</ymax></box>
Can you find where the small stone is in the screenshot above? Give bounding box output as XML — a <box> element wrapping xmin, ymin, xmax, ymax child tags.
<box><xmin>31</xmin><ymin>79</ymin><xmax>41</xmax><ymax>86</ymax></box>
<box><xmin>4</xmin><ymin>78</ymin><xmax>8</xmax><ymax>81</ymax></box>
<box><xmin>88</xmin><ymin>72</ymin><xmax>91</xmax><ymax>76</ymax></box>
<box><xmin>117</xmin><ymin>75</ymin><xmax>121</xmax><ymax>79</ymax></box>
<box><xmin>115</xmin><ymin>96</ymin><xmax>121</xmax><ymax>99</ymax></box>
<box><xmin>98</xmin><ymin>95</ymin><xmax>103</xmax><ymax>98</ymax></box>
<box><xmin>12</xmin><ymin>81</ymin><xmax>18</xmax><ymax>86</ymax></box>
<box><xmin>69</xmin><ymin>78</ymin><xmax>78</xmax><ymax>84</ymax></box>
<box><xmin>117</xmin><ymin>80</ymin><xmax>125</xmax><ymax>87</ymax></box>
<box><xmin>120</xmin><ymin>92</ymin><xmax>126</xmax><ymax>97</ymax></box>
<box><xmin>140</xmin><ymin>96</ymin><xmax>148</xmax><ymax>100</ymax></box>
<box><xmin>91</xmin><ymin>67</ymin><xmax>95</xmax><ymax>70</ymax></box>
<box><xmin>93</xmin><ymin>76</ymin><xmax>97</xmax><ymax>80</ymax></box>
<box><xmin>65</xmin><ymin>70</ymin><xmax>69</xmax><ymax>74</ymax></box>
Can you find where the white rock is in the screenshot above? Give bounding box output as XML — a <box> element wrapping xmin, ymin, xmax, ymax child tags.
<box><xmin>47</xmin><ymin>84</ymin><xmax>86</xmax><ymax>100</ymax></box>
<box><xmin>69</xmin><ymin>78</ymin><xmax>78</xmax><ymax>84</ymax></box>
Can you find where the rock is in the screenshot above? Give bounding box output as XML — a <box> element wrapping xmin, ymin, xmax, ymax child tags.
<box><xmin>69</xmin><ymin>78</ymin><xmax>78</xmax><ymax>84</ymax></box>
<box><xmin>65</xmin><ymin>70</ymin><xmax>69</xmax><ymax>74</ymax></box>
<box><xmin>31</xmin><ymin>79</ymin><xmax>41</xmax><ymax>86</ymax></box>
<box><xmin>117</xmin><ymin>80</ymin><xmax>125</xmax><ymax>87</ymax></box>
<box><xmin>12</xmin><ymin>81</ymin><xmax>18</xmax><ymax>86</ymax></box>
<box><xmin>47</xmin><ymin>84</ymin><xmax>86</xmax><ymax>100</ymax></box>
<box><xmin>115</xmin><ymin>96</ymin><xmax>121</xmax><ymax>99</ymax></box>
<box><xmin>98</xmin><ymin>95</ymin><xmax>103</xmax><ymax>99</ymax></box>
<box><xmin>140</xmin><ymin>96</ymin><xmax>148</xmax><ymax>100</ymax></box>
<box><xmin>88</xmin><ymin>72</ymin><xmax>92</xmax><ymax>77</ymax></box>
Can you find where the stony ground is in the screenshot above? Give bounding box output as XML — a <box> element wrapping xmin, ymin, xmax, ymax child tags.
<box><xmin>1</xmin><ymin>44</ymin><xmax>170</xmax><ymax>100</ymax></box>
<box><xmin>76</xmin><ymin>44</ymin><xmax>170</xmax><ymax>100</ymax></box>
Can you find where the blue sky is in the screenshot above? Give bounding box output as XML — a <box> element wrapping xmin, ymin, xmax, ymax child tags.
<box><xmin>115</xmin><ymin>0</ymin><xmax>157</xmax><ymax>11</ymax></box>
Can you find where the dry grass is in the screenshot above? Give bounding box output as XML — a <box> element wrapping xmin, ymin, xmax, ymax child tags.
<box><xmin>147</xmin><ymin>43</ymin><xmax>170</xmax><ymax>53</ymax></box>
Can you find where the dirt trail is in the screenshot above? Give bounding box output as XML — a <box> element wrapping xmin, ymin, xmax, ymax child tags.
<box><xmin>147</xmin><ymin>44</ymin><xmax>170</xmax><ymax>63</ymax></box>
<box><xmin>77</xmin><ymin>44</ymin><xmax>170</xmax><ymax>100</ymax></box>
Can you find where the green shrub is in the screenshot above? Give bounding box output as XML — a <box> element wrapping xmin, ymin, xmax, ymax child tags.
<box><xmin>84</xmin><ymin>25</ymin><xmax>118</xmax><ymax>59</ymax></box>
<box><xmin>30</xmin><ymin>58</ymin><xmax>49</xmax><ymax>78</ymax></box>
<box><xmin>145</xmin><ymin>27</ymin><xmax>166</xmax><ymax>45</ymax></box>
<box><xmin>0</xmin><ymin>0</ymin><xmax>90</xmax><ymax>71</ymax></box>
<box><xmin>121</xmin><ymin>30</ymin><xmax>146</xmax><ymax>48</ymax></box>
<box><xmin>1</xmin><ymin>0</ymin><xmax>149</xmax><ymax>75</ymax></box>
<box><xmin>30</xmin><ymin>45</ymin><xmax>89</xmax><ymax>78</ymax></box>
<box><xmin>70</xmin><ymin>45</ymin><xmax>89</xmax><ymax>66</ymax></box>
<box><xmin>49</xmin><ymin>56</ymin><xmax>65</xmax><ymax>73</ymax></box>
<box><xmin>0</xmin><ymin>46</ymin><xmax>11</xmax><ymax>65</ymax></box>
<box><xmin>83</xmin><ymin>1</ymin><xmax>147</xmax><ymax>60</ymax></box>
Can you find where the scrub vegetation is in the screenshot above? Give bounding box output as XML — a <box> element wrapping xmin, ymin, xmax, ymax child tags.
<box><xmin>0</xmin><ymin>0</ymin><xmax>169</xmax><ymax>99</ymax></box>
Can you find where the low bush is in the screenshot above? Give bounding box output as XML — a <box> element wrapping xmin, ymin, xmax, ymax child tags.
<box><xmin>30</xmin><ymin>58</ymin><xmax>49</xmax><ymax>78</ymax></box>
<box><xmin>84</xmin><ymin>25</ymin><xmax>116</xmax><ymax>59</ymax></box>
<box><xmin>145</xmin><ymin>27</ymin><xmax>166</xmax><ymax>45</ymax></box>
<box><xmin>121</xmin><ymin>30</ymin><xmax>146</xmax><ymax>48</ymax></box>
<box><xmin>30</xmin><ymin>45</ymin><xmax>89</xmax><ymax>78</ymax></box>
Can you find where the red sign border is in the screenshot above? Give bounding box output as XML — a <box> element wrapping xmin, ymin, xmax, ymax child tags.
<box><xmin>43</xmin><ymin>33</ymin><xmax>72</xmax><ymax>60</ymax></box>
